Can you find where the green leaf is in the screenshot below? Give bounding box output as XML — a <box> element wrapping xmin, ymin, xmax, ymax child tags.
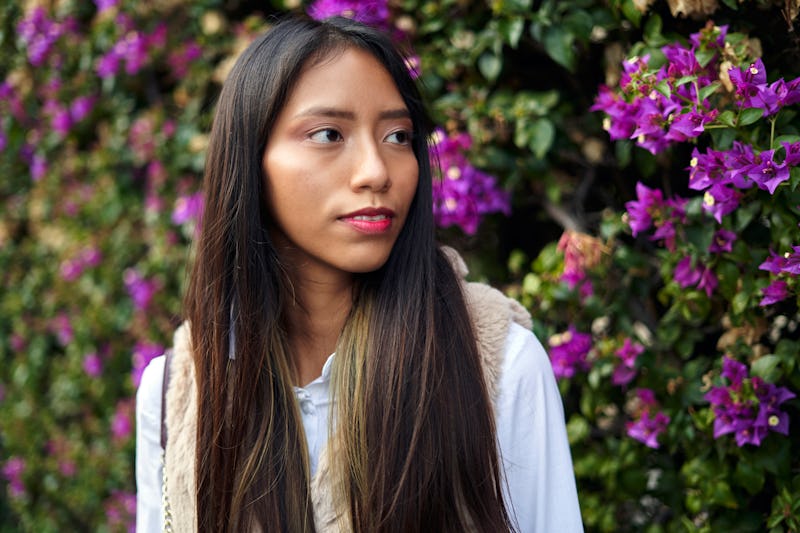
<box><xmin>500</xmin><ymin>17</ymin><xmax>525</xmax><ymax>48</ymax></box>
<box><xmin>732</xmin><ymin>291</ymin><xmax>750</xmax><ymax>315</ymax></box>
<box><xmin>695</xmin><ymin>48</ymin><xmax>717</xmax><ymax>68</ymax></box>
<box><xmin>739</xmin><ymin>107</ymin><xmax>765</xmax><ymax>126</ymax></box>
<box><xmin>654</xmin><ymin>79</ymin><xmax>671</xmax><ymax>99</ymax></box>
<box><xmin>643</xmin><ymin>14</ymin><xmax>662</xmax><ymax>45</ymax></box>
<box><xmin>751</xmin><ymin>355</ymin><xmax>782</xmax><ymax>382</ymax></box>
<box><xmin>620</xmin><ymin>0</ymin><xmax>643</xmax><ymax>26</ymax></box>
<box><xmin>717</xmin><ymin>110</ymin><xmax>736</xmax><ymax>128</ymax></box>
<box><xmin>528</xmin><ymin>118</ymin><xmax>555</xmax><ymax>159</ymax></box>
<box><xmin>686</xmin><ymin>224</ymin><xmax>714</xmax><ymax>253</ymax></box>
<box><xmin>734</xmin><ymin>461</ymin><xmax>766</xmax><ymax>495</ymax></box>
<box><xmin>478</xmin><ymin>52</ymin><xmax>503</xmax><ymax>82</ymax></box>
<box><xmin>542</xmin><ymin>26</ymin><xmax>576</xmax><ymax>72</ymax></box>
<box><xmin>698</xmin><ymin>81</ymin><xmax>721</xmax><ymax>102</ymax></box>
<box><xmin>675</xmin><ymin>75</ymin><xmax>695</xmax><ymax>87</ymax></box>
<box><xmin>773</xmin><ymin>134</ymin><xmax>800</xmax><ymax>149</ymax></box>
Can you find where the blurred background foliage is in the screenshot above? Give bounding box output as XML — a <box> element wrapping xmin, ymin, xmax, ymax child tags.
<box><xmin>1</xmin><ymin>0</ymin><xmax>799</xmax><ymax>531</ymax></box>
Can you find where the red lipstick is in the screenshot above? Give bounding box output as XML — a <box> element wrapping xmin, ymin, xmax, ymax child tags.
<box><xmin>339</xmin><ymin>207</ymin><xmax>394</xmax><ymax>234</ymax></box>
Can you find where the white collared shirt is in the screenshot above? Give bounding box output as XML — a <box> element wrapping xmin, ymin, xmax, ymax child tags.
<box><xmin>135</xmin><ymin>322</ymin><xmax>584</xmax><ymax>532</ymax></box>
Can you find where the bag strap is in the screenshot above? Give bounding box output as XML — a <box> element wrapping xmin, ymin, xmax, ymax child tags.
<box><xmin>160</xmin><ymin>349</ymin><xmax>173</xmax><ymax>450</ymax></box>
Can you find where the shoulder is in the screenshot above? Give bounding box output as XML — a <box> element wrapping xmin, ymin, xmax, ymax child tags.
<box><xmin>501</xmin><ymin>322</ymin><xmax>552</xmax><ymax>387</ymax></box>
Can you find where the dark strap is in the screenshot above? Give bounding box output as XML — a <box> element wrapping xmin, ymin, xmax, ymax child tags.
<box><xmin>160</xmin><ymin>349</ymin><xmax>173</xmax><ymax>450</ymax></box>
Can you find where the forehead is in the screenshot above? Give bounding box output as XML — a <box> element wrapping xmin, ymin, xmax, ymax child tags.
<box><xmin>281</xmin><ymin>47</ymin><xmax>407</xmax><ymax>112</ymax></box>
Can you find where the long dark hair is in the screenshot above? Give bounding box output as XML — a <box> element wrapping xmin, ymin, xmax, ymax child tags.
<box><xmin>184</xmin><ymin>15</ymin><xmax>514</xmax><ymax>532</ymax></box>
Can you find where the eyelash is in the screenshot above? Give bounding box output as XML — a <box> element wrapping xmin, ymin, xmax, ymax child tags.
<box><xmin>307</xmin><ymin>128</ymin><xmax>413</xmax><ymax>145</ymax></box>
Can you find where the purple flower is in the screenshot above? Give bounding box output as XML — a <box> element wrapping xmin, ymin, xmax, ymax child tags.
<box><xmin>171</xmin><ymin>191</ymin><xmax>204</xmax><ymax>226</ymax></box>
<box><xmin>31</xmin><ymin>153</ymin><xmax>47</xmax><ymax>181</ymax></box>
<box><xmin>592</xmin><ymin>87</ymin><xmax>638</xmax><ymax>140</ymax></box>
<box><xmin>69</xmin><ymin>96</ymin><xmax>95</xmax><ymax>122</ymax></box>
<box><xmin>51</xmin><ymin>313</ymin><xmax>74</xmax><ymax>346</ymax></box>
<box><xmin>674</xmin><ymin>257</ymin><xmax>701</xmax><ymax>287</ymax></box>
<box><xmin>673</xmin><ymin>256</ymin><xmax>718</xmax><ymax>297</ymax></box>
<box><xmin>167</xmin><ymin>40</ymin><xmax>203</xmax><ymax>78</ymax></box>
<box><xmin>709</xmin><ymin>228</ymin><xmax>737</xmax><ymax>254</ymax></box>
<box><xmin>745</xmin><ymin>149</ymin><xmax>790</xmax><ymax>194</ymax></box>
<box><xmin>759</xmin><ymin>249</ymin><xmax>787</xmax><ymax>274</ymax></box>
<box><xmin>307</xmin><ymin>0</ymin><xmax>390</xmax><ymax>29</ymax></box>
<box><xmin>548</xmin><ymin>326</ymin><xmax>593</xmax><ymax>380</ymax></box>
<box><xmin>131</xmin><ymin>341</ymin><xmax>164</xmax><ymax>387</ymax></box>
<box><xmin>430</xmin><ymin>129</ymin><xmax>510</xmax><ymax>235</ymax></box>
<box><xmin>706</xmin><ymin>357</ymin><xmax>795</xmax><ymax>447</ymax></box>
<box><xmin>111</xmin><ymin>400</ymin><xmax>133</xmax><ymax>441</ymax></box>
<box><xmin>721</xmin><ymin>356</ymin><xmax>748</xmax><ymax>387</ymax></box>
<box><xmin>60</xmin><ymin>246</ymin><xmax>102</xmax><ymax>281</ymax></box>
<box><xmin>696</xmin><ymin>266</ymin><xmax>718</xmax><ymax>298</ymax></box>
<box><xmin>625</xmin><ymin>182</ymin><xmax>663</xmax><ymax>237</ymax></box>
<box><xmin>51</xmin><ymin>105</ymin><xmax>73</xmax><ymax>136</ymax></box>
<box><xmin>782</xmin><ymin>141</ymin><xmax>800</xmax><ymax>167</ymax></box>
<box><xmin>105</xmin><ymin>490</ymin><xmax>136</xmax><ymax>533</ymax></box>
<box><xmin>782</xmin><ymin>246</ymin><xmax>800</xmax><ymax>275</ymax></box>
<box><xmin>94</xmin><ymin>0</ymin><xmax>118</xmax><ymax>13</ymax></box>
<box><xmin>123</xmin><ymin>268</ymin><xmax>159</xmax><ymax>311</ymax></box>
<box><xmin>753</xmin><ymin>379</ymin><xmax>796</xmax><ymax>436</ymax></box>
<box><xmin>702</xmin><ymin>184</ymin><xmax>740</xmax><ymax>223</ymax></box>
<box><xmin>17</xmin><ymin>7</ymin><xmax>64</xmax><ymax>67</ymax></box>
<box><xmin>728</xmin><ymin>59</ymin><xmax>767</xmax><ymax>107</ymax></box>
<box><xmin>2</xmin><ymin>457</ymin><xmax>26</xmax><ymax>498</ymax></box>
<box><xmin>612</xmin><ymin>338</ymin><xmax>643</xmax><ymax>386</ymax></box>
<box><xmin>626</xmin><ymin>410</ymin><xmax>670</xmax><ymax>449</ymax></box>
<box><xmin>83</xmin><ymin>352</ymin><xmax>103</xmax><ymax>377</ymax></box>
<box><xmin>759</xmin><ymin>279</ymin><xmax>790</xmax><ymax>306</ymax></box>
<box><xmin>666</xmin><ymin>108</ymin><xmax>717</xmax><ymax>142</ymax></box>
<box><xmin>96</xmin><ymin>49</ymin><xmax>122</xmax><ymax>78</ymax></box>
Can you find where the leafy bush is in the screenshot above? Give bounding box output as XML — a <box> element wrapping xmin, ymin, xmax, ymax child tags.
<box><xmin>1</xmin><ymin>0</ymin><xmax>798</xmax><ymax>531</ymax></box>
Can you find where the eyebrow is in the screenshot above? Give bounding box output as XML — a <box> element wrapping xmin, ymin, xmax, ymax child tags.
<box><xmin>293</xmin><ymin>106</ymin><xmax>411</xmax><ymax>121</ymax></box>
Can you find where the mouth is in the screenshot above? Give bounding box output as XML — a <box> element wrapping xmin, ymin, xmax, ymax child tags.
<box><xmin>339</xmin><ymin>208</ymin><xmax>395</xmax><ymax>234</ymax></box>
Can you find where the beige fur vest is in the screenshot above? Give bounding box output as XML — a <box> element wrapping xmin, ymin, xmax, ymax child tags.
<box><xmin>163</xmin><ymin>250</ymin><xmax>532</xmax><ymax>532</ymax></box>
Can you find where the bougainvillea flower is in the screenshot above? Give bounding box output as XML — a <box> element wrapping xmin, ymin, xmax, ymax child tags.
<box><xmin>625</xmin><ymin>182</ymin><xmax>663</xmax><ymax>236</ymax></box>
<box><xmin>745</xmin><ymin>149</ymin><xmax>790</xmax><ymax>194</ymax></box>
<box><xmin>430</xmin><ymin>128</ymin><xmax>510</xmax><ymax>234</ymax></box>
<box><xmin>548</xmin><ymin>326</ymin><xmax>593</xmax><ymax>380</ymax></box>
<box><xmin>666</xmin><ymin>108</ymin><xmax>718</xmax><ymax>142</ymax></box>
<box><xmin>696</xmin><ymin>266</ymin><xmax>718</xmax><ymax>297</ymax></box>
<box><xmin>674</xmin><ymin>257</ymin><xmax>701</xmax><ymax>287</ymax></box>
<box><xmin>123</xmin><ymin>268</ymin><xmax>159</xmax><ymax>311</ymax></box>
<box><xmin>759</xmin><ymin>279</ymin><xmax>789</xmax><ymax>306</ymax></box>
<box><xmin>759</xmin><ymin>249</ymin><xmax>788</xmax><ymax>274</ymax></box>
<box><xmin>307</xmin><ymin>0</ymin><xmax>390</xmax><ymax>29</ymax></box>
<box><xmin>703</xmin><ymin>183</ymin><xmax>740</xmax><ymax>223</ymax></box>
<box><xmin>612</xmin><ymin>338</ymin><xmax>644</xmax><ymax>386</ymax></box>
<box><xmin>626</xmin><ymin>410</ymin><xmax>670</xmax><ymax>449</ymax></box>
<box><xmin>728</xmin><ymin>58</ymin><xmax>768</xmax><ymax>107</ymax></box>
<box><xmin>721</xmin><ymin>356</ymin><xmax>748</xmax><ymax>387</ymax></box>
<box><xmin>709</xmin><ymin>228</ymin><xmax>737</xmax><ymax>253</ymax></box>
<box><xmin>781</xmin><ymin>246</ymin><xmax>800</xmax><ymax>275</ymax></box>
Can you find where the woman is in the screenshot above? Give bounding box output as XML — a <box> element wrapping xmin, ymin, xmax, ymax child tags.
<box><xmin>136</xmin><ymin>15</ymin><xmax>582</xmax><ymax>533</ymax></box>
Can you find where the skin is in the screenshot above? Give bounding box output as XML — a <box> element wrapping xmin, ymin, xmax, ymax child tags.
<box><xmin>262</xmin><ymin>47</ymin><xmax>419</xmax><ymax>385</ymax></box>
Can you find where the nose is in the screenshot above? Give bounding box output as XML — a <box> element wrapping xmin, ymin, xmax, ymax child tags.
<box><xmin>349</xmin><ymin>137</ymin><xmax>391</xmax><ymax>192</ymax></box>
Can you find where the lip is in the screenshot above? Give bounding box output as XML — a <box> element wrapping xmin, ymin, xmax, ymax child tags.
<box><xmin>338</xmin><ymin>207</ymin><xmax>395</xmax><ymax>234</ymax></box>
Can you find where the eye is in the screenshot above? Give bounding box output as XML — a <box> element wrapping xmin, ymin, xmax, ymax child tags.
<box><xmin>385</xmin><ymin>130</ymin><xmax>412</xmax><ymax>145</ymax></box>
<box><xmin>309</xmin><ymin>128</ymin><xmax>343</xmax><ymax>144</ymax></box>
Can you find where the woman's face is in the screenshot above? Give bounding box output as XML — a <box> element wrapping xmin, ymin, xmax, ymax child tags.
<box><xmin>262</xmin><ymin>47</ymin><xmax>419</xmax><ymax>280</ymax></box>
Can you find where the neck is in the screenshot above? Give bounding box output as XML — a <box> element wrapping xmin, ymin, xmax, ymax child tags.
<box><xmin>282</xmin><ymin>266</ymin><xmax>354</xmax><ymax>387</ymax></box>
